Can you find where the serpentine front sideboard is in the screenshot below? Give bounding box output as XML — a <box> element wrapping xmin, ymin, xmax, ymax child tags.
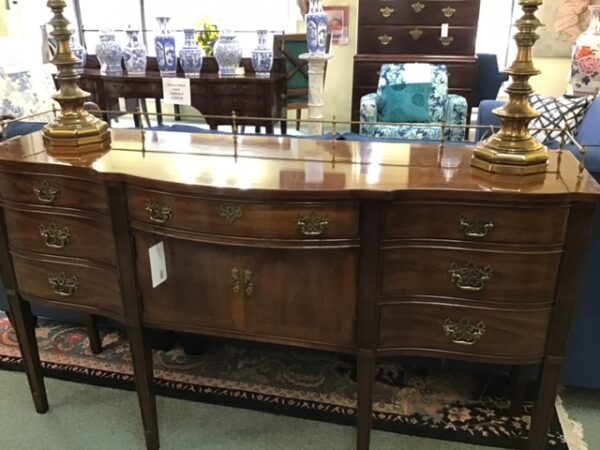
<box><xmin>0</xmin><ymin>130</ymin><xmax>598</xmax><ymax>450</ymax></box>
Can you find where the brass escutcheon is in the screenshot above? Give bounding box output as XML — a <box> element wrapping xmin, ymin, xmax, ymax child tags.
<box><xmin>379</xmin><ymin>5</ymin><xmax>394</xmax><ymax>18</ymax></box>
<box><xmin>409</xmin><ymin>29</ymin><xmax>423</xmax><ymax>40</ymax></box>
<box><xmin>458</xmin><ymin>216</ymin><xmax>495</xmax><ymax>238</ymax></box>
<box><xmin>439</xmin><ymin>36</ymin><xmax>454</xmax><ymax>47</ymax></box>
<box><xmin>448</xmin><ymin>263</ymin><xmax>493</xmax><ymax>291</ymax></box>
<box><xmin>219</xmin><ymin>205</ymin><xmax>243</xmax><ymax>223</ymax></box>
<box><xmin>145</xmin><ymin>200</ymin><xmax>172</xmax><ymax>224</ymax></box>
<box><xmin>296</xmin><ymin>212</ymin><xmax>329</xmax><ymax>236</ymax></box>
<box><xmin>33</xmin><ymin>180</ymin><xmax>61</xmax><ymax>203</ymax></box>
<box><xmin>411</xmin><ymin>2</ymin><xmax>425</xmax><ymax>13</ymax></box>
<box><xmin>378</xmin><ymin>34</ymin><xmax>393</xmax><ymax>46</ymax></box>
<box><xmin>39</xmin><ymin>223</ymin><xmax>71</xmax><ymax>249</ymax></box>
<box><xmin>442</xmin><ymin>6</ymin><xmax>457</xmax><ymax>18</ymax></box>
<box><xmin>443</xmin><ymin>318</ymin><xmax>486</xmax><ymax>345</ymax></box>
<box><xmin>48</xmin><ymin>271</ymin><xmax>79</xmax><ymax>297</ymax></box>
<box><xmin>231</xmin><ymin>268</ymin><xmax>240</xmax><ymax>293</ymax></box>
<box><xmin>244</xmin><ymin>269</ymin><xmax>253</xmax><ymax>296</ymax></box>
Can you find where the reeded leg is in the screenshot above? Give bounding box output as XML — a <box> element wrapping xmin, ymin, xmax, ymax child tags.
<box><xmin>356</xmin><ymin>350</ymin><xmax>375</xmax><ymax>450</ymax></box>
<box><xmin>128</xmin><ymin>325</ymin><xmax>159</xmax><ymax>450</ymax></box>
<box><xmin>7</xmin><ymin>294</ymin><xmax>48</xmax><ymax>413</ymax></box>
<box><xmin>528</xmin><ymin>357</ymin><xmax>562</xmax><ymax>450</ymax></box>
<box><xmin>83</xmin><ymin>314</ymin><xmax>102</xmax><ymax>355</ymax></box>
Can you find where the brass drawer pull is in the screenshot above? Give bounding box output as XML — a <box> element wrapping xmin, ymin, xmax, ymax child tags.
<box><xmin>443</xmin><ymin>318</ymin><xmax>486</xmax><ymax>346</ymax></box>
<box><xmin>219</xmin><ymin>205</ymin><xmax>243</xmax><ymax>223</ymax></box>
<box><xmin>378</xmin><ymin>34</ymin><xmax>393</xmax><ymax>46</ymax></box>
<box><xmin>48</xmin><ymin>271</ymin><xmax>79</xmax><ymax>297</ymax></box>
<box><xmin>145</xmin><ymin>200</ymin><xmax>172</xmax><ymax>224</ymax></box>
<box><xmin>39</xmin><ymin>223</ymin><xmax>71</xmax><ymax>249</ymax></box>
<box><xmin>231</xmin><ymin>268</ymin><xmax>240</xmax><ymax>293</ymax></box>
<box><xmin>244</xmin><ymin>269</ymin><xmax>253</xmax><ymax>296</ymax></box>
<box><xmin>439</xmin><ymin>36</ymin><xmax>454</xmax><ymax>47</ymax></box>
<box><xmin>411</xmin><ymin>2</ymin><xmax>425</xmax><ymax>13</ymax></box>
<box><xmin>442</xmin><ymin>6</ymin><xmax>457</xmax><ymax>18</ymax></box>
<box><xmin>409</xmin><ymin>29</ymin><xmax>423</xmax><ymax>40</ymax></box>
<box><xmin>448</xmin><ymin>263</ymin><xmax>493</xmax><ymax>291</ymax></box>
<box><xmin>459</xmin><ymin>216</ymin><xmax>495</xmax><ymax>238</ymax></box>
<box><xmin>379</xmin><ymin>5</ymin><xmax>394</xmax><ymax>18</ymax></box>
<box><xmin>297</xmin><ymin>212</ymin><xmax>329</xmax><ymax>236</ymax></box>
<box><xmin>33</xmin><ymin>180</ymin><xmax>60</xmax><ymax>203</ymax></box>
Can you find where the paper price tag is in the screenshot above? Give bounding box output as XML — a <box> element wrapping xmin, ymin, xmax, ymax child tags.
<box><xmin>148</xmin><ymin>241</ymin><xmax>167</xmax><ymax>288</ymax></box>
<box><xmin>162</xmin><ymin>77</ymin><xmax>191</xmax><ymax>106</ymax></box>
<box><xmin>404</xmin><ymin>63</ymin><xmax>432</xmax><ymax>84</ymax></box>
<box><xmin>441</xmin><ymin>23</ymin><xmax>449</xmax><ymax>38</ymax></box>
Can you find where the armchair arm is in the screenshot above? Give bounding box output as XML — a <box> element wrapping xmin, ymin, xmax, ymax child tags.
<box><xmin>359</xmin><ymin>93</ymin><xmax>378</xmax><ymax>135</ymax></box>
<box><xmin>444</xmin><ymin>94</ymin><xmax>468</xmax><ymax>141</ymax></box>
<box><xmin>476</xmin><ymin>100</ymin><xmax>503</xmax><ymax>141</ymax></box>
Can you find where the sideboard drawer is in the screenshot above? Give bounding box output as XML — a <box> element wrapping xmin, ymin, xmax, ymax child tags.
<box><xmin>381</xmin><ymin>246</ymin><xmax>561</xmax><ymax>303</ymax></box>
<box><xmin>385</xmin><ymin>203</ymin><xmax>568</xmax><ymax>244</ymax></box>
<box><xmin>358</xmin><ymin>26</ymin><xmax>477</xmax><ymax>56</ymax></box>
<box><xmin>127</xmin><ymin>187</ymin><xmax>359</xmax><ymax>240</ymax></box>
<box><xmin>359</xmin><ymin>0</ymin><xmax>479</xmax><ymax>26</ymax></box>
<box><xmin>3</xmin><ymin>208</ymin><xmax>117</xmax><ymax>266</ymax></box>
<box><xmin>0</xmin><ymin>171</ymin><xmax>109</xmax><ymax>213</ymax></box>
<box><xmin>379</xmin><ymin>302</ymin><xmax>551</xmax><ymax>362</ymax></box>
<box><xmin>11</xmin><ymin>253</ymin><xmax>122</xmax><ymax>316</ymax></box>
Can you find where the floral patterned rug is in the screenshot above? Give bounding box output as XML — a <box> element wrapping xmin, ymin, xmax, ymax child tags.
<box><xmin>0</xmin><ymin>315</ymin><xmax>568</xmax><ymax>449</ymax></box>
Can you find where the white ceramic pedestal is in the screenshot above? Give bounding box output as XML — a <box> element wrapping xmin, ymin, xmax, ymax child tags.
<box><xmin>299</xmin><ymin>53</ymin><xmax>334</xmax><ymax>135</ymax></box>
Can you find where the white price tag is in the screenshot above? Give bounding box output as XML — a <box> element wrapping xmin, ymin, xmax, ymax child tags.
<box><xmin>441</xmin><ymin>23</ymin><xmax>449</xmax><ymax>38</ymax></box>
<box><xmin>118</xmin><ymin>97</ymin><xmax>126</xmax><ymax>112</ymax></box>
<box><xmin>148</xmin><ymin>241</ymin><xmax>167</xmax><ymax>288</ymax></box>
<box><xmin>162</xmin><ymin>77</ymin><xmax>191</xmax><ymax>106</ymax></box>
<box><xmin>404</xmin><ymin>63</ymin><xmax>432</xmax><ymax>84</ymax></box>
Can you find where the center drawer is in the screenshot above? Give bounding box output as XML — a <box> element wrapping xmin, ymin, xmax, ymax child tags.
<box><xmin>127</xmin><ymin>187</ymin><xmax>359</xmax><ymax>240</ymax></box>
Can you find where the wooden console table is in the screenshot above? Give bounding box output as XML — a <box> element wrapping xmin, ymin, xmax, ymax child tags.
<box><xmin>0</xmin><ymin>130</ymin><xmax>598</xmax><ymax>450</ymax></box>
<box><xmin>79</xmin><ymin>56</ymin><xmax>288</xmax><ymax>134</ymax></box>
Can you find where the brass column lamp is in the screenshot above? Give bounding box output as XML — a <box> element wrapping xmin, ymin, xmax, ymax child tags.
<box><xmin>42</xmin><ymin>0</ymin><xmax>111</xmax><ymax>155</ymax></box>
<box><xmin>472</xmin><ymin>0</ymin><xmax>548</xmax><ymax>175</ymax></box>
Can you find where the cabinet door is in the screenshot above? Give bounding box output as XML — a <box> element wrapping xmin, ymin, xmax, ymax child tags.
<box><xmin>134</xmin><ymin>231</ymin><xmax>247</xmax><ymax>333</ymax></box>
<box><xmin>240</xmin><ymin>247</ymin><xmax>358</xmax><ymax>348</ymax></box>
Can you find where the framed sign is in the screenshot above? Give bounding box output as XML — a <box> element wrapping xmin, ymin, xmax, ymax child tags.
<box><xmin>324</xmin><ymin>5</ymin><xmax>349</xmax><ymax>45</ymax></box>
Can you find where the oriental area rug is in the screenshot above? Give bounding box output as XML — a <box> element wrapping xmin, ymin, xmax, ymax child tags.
<box><xmin>0</xmin><ymin>314</ymin><xmax>581</xmax><ymax>449</ymax></box>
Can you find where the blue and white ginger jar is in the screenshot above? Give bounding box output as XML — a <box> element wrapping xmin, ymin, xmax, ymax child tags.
<box><xmin>179</xmin><ymin>29</ymin><xmax>203</xmax><ymax>77</ymax></box>
<box><xmin>306</xmin><ymin>0</ymin><xmax>328</xmax><ymax>54</ymax></box>
<box><xmin>95</xmin><ymin>31</ymin><xmax>123</xmax><ymax>74</ymax></box>
<box><xmin>123</xmin><ymin>30</ymin><xmax>147</xmax><ymax>75</ymax></box>
<box><xmin>251</xmin><ymin>30</ymin><xmax>273</xmax><ymax>77</ymax></box>
<box><xmin>214</xmin><ymin>31</ymin><xmax>242</xmax><ymax>77</ymax></box>
<box><xmin>154</xmin><ymin>17</ymin><xmax>177</xmax><ymax>76</ymax></box>
<box><xmin>69</xmin><ymin>35</ymin><xmax>86</xmax><ymax>73</ymax></box>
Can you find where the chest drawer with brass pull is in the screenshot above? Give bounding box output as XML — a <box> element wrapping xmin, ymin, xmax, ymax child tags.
<box><xmin>359</xmin><ymin>0</ymin><xmax>479</xmax><ymax>26</ymax></box>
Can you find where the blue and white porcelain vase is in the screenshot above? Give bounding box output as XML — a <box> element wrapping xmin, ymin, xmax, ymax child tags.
<box><xmin>95</xmin><ymin>31</ymin><xmax>123</xmax><ymax>74</ymax></box>
<box><xmin>570</xmin><ymin>5</ymin><xmax>600</xmax><ymax>96</ymax></box>
<box><xmin>123</xmin><ymin>30</ymin><xmax>147</xmax><ymax>75</ymax></box>
<box><xmin>179</xmin><ymin>28</ymin><xmax>203</xmax><ymax>77</ymax></box>
<box><xmin>251</xmin><ymin>30</ymin><xmax>273</xmax><ymax>77</ymax></box>
<box><xmin>306</xmin><ymin>0</ymin><xmax>328</xmax><ymax>54</ymax></box>
<box><xmin>213</xmin><ymin>31</ymin><xmax>242</xmax><ymax>76</ymax></box>
<box><xmin>69</xmin><ymin>35</ymin><xmax>86</xmax><ymax>73</ymax></box>
<box><xmin>154</xmin><ymin>17</ymin><xmax>177</xmax><ymax>76</ymax></box>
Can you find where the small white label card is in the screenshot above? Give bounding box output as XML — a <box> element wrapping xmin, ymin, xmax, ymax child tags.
<box><xmin>162</xmin><ymin>77</ymin><xmax>191</xmax><ymax>106</ymax></box>
<box><xmin>441</xmin><ymin>23</ymin><xmax>449</xmax><ymax>38</ymax></box>
<box><xmin>404</xmin><ymin>63</ymin><xmax>432</xmax><ymax>84</ymax></box>
<box><xmin>148</xmin><ymin>241</ymin><xmax>167</xmax><ymax>288</ymax></box>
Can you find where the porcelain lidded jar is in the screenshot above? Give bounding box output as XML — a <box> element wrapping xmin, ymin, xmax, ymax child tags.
<box><xmin>95</xmin><ymin>31</ymin><xmax>123</xmax><ymax>74</ymax></box>
<box><xmin>69</xmin><ymin>34</ymin><xmax>86</xmax><ymax>73</ymax></box>
<box><xmin>179</xmin><ymin>28</ymin><xmax>203</xmax><ymax>77</ymax></box>
<box><xmin>306</xmin><ymin>0</ymin><xmax>328</xmax><ymax>54</ymax></box>
<box><xmin>570</xmin><ymin>5</ymin><xmax>600</xmax><ymax>96</ymax></box>
<box><xmin>213</xmin><ymin>31</ymin><xmax>242</xmax><ymax>76</ymax></box>
<box><xmin>154</xmin><ymin>17</ymin><xmax>177</xmax><ymax>76</ymax></box>
<box><xmin>251</xmin><ymin>30</ymin><xmax>273</xmax><ymax>77</ymax></box>
<box><xmin>123</xmin><ymin>30</ymin><xmax>147</xmax><ymax>75</ymax></box>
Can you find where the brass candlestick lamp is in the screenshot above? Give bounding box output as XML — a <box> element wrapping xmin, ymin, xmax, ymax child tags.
<box><xmin>472</xmin><ymin>0</ymin><xmax>548</xmax><ymax>175</ymax></box>
<box><xmin>42</xmin><ymin>0</ymin><xmax>111</xmax><ymax>155</ymax></box>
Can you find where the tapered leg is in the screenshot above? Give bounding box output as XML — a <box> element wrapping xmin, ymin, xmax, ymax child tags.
<box><xmin>295</xmin><ymin>108</ymin><xmax>301</xmax><ymax>131</ymax></box>
<box><xmin>7</xmin><ymin>294</ymin><xmax>48</xmax><ymax>413</ymax></box>
<box><xmin>528</xmin><ymin>356</ymin><xmax>562</xmax><ymax>450</ymax></box>
<box><xmin>357</xmin><ymin>350</ymin><xmax>375</xmax><ymax>450</ymax></box>
<box><xmin>128</xmin><ymin>325</ymin><xmax>159</xmax><ymax>450</ymax></box>
<box><xmin>83</xmin><ymin>314</ymin><xmax>102</xmax><ymax>355</ymax></box>
<box><xmin>509</xmin><ymin>364</ymin><xmax>529</xmax><ymax>416</ymax></box>
<box><xmin>155</xmin><ymin>99</ymin><xmax>163</xmax><ymax>126</ymax></box>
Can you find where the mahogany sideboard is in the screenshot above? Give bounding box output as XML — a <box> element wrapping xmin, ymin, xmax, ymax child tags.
<box><xmin>0</xmin><ymin>130</ymin><xmax>598</xmax><ymax>450</ymax></box>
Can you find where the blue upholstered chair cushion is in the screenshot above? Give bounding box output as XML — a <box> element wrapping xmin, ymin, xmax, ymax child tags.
<box><xmin>379</xmin><ymin>82</ymin><xmax>431</xmax><ymax>123</ymax></box>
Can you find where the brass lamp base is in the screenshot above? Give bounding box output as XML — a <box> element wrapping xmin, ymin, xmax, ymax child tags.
<box><xmin>472</xmin><ymin>134</ymin><xmax>548</xmax><ymax>175</ymax></box>
<box><xmin>42</xmin><ymin>118</ymin><xmax>111</xmax><ymax>155</ymax></box>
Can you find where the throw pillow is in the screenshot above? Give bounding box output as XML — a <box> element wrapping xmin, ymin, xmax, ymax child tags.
<box><xmin>379</xmin><ymin>82</ymin><xmax>431</xmax><ymax>123</ymax></box>
<box><xmin>529</xmin><ymin>94</ymin><xmax>592</xmax><ymax>146</ymax></box>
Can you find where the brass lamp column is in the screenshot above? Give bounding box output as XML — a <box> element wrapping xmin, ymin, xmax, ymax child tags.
<box><xmin>472</xmin><ymin>0</ymin><xmax>548</xmax><ymax>175</ymax></box>
<box><xmin>42</xmin><ymin>0</ymin><xmax>110</xmax><ymax>154</ymax></box>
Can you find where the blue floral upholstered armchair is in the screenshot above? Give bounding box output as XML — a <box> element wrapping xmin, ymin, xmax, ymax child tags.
<box><xmin>359</xmin><ymin>64</ymin><xmax>468</xmax><ymax>142</ymax></box>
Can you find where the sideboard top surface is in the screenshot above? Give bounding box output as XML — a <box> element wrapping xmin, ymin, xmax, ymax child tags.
<box><xmin>1</xmin><ymin>130</ymin><xmax>598</xmax><ymax>201</ymax></box>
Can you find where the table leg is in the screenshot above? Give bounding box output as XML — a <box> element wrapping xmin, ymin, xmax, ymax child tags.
<box><xmin>528</xmin><ymin>356</ymin><xmax>562</xmax><ymax>450</ymax></box>
<box><xmin>357</xmin><ymin>350</ymin><xmax>374</xmax><ymax>450</ymax></box>
<box><xmin>83</xmin><ymin>314</ymin><xmax>102</xmax><ymax>355</ymax></box>
<box><xmin>509</xmin><ymin>364</ymin><xmax>529</xmax><ymax>416</ymax></box>
<box><xmin>7</xmin><ymin>294</ymin><xmax>48</xmax><ymax>413</ymax></box>
<box><xmin>155</xmin><ymin>99</ymin><xmax>163</xmax><ymax>126</ymax></box>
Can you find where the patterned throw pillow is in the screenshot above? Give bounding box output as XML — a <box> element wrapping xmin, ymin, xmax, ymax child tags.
<box><xmin>379</xmin><ymin>82</ymin><xmax>431</xmax><ymax>123</ymax></box>
<box><xmin>529</xmin><ymin>94</ymin><xmax>592</xmax><ymax>145</ymax></box>
<box><xmin>0</xmin><ymin>65</ymin><xmax>57</xmax><ymax>123</ymax></box>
